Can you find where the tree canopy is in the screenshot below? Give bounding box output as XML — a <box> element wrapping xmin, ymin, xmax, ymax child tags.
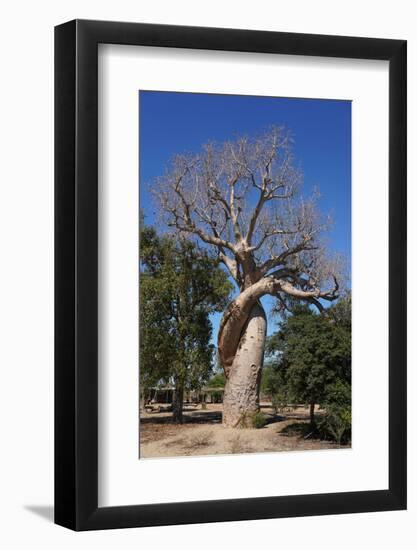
<box><xmin>265</xmin><ymin>293</ymin><xmax>351</xmax><ymax>430</ymax></box>
<box><xmin>153</xmin><ymin>126</ymin><xmax>342</xmax><ymax>297</ymax></box>
<box><xmin>140</xmin><ymin>223</ymin><xmax>233</xmax><ymax>421</ymax></box>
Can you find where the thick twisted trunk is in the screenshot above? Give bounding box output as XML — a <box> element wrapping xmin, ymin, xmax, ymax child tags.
<box><xmin>217</xmin><ymin>272</ymin><xmax>336</xmax><ymax>428</ymax></box>
<box><xmin>218</xmin><ymin>277</ymin><xmax>274</xmax><ymax>428</ymax></box>
<box><xmin>217</xmin><ymin>277</ymin><xmax>273</xmax><ymax>372</ymax></box>
<box><xmin>222</xmin><ymin>302</ymin><xmax>267</xmax><ymax>427</ymax></box>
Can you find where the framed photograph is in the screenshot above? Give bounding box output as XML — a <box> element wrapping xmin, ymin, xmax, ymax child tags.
<box><xmin>55</xmin><ymin>19</ymin><xmax>406</xmax><ymax>530</ymax></box>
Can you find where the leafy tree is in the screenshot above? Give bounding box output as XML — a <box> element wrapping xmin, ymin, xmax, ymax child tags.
<box><xmin>267</xmin><ymin>298</ymin><xmax>351</xmax><ymax>428</ymax></box>
<box><xmin>261</xmin><ymin>363</ymin><xmax>289</xmax><ymax>414</ymax></box>
<box><xmin>206</xmin><ymin>371</ymin><xmax>226</xmax><ymax>403</ymax></box>
<box><xmin>207</xmin><ymin>371</ymin><xmax>226</xmax><ymax>388</ymax></box>
<box><xmin>314</xmin><ymin>373</ymin><xmax>351</xmax><ymax>444</ymax></box>
<box><xmin>328</xmin><ymin>290</ymin><xmax>351</xmax><ymax>330</ymax></box>
<box><xmin>140</xmin><ymin>224</ymin><xmax>232</xmax><ymax>422</ymax></box>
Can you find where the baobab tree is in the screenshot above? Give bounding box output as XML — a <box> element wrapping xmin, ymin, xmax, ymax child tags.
<box><xmin>152</xmin><ymin>127</ymin><xmax>341</xmax><ymax>428</ymax></box>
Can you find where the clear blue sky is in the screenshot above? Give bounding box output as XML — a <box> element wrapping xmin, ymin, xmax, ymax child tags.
<box><xmin>139</xmin><ymin>91</ymin><xmax>351</xmax><ymax>338</ymax></box>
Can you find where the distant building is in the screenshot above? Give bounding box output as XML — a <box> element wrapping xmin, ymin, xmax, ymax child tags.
<box><xmin>144</xmin><ymin>385</ymin><xmax>224</xmax><ymax>404</ymax></box>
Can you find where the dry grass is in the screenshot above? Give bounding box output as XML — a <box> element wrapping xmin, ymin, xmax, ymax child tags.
<box><xmin>228</xmin><ymin>434</ymin><xmax>253</xmax><ymax>454</ymax></box>
<box><xmin>139</xmin><ymin>403</ymin><xmax>346</xmax><ymax>458</ymax></box>
<box><xmin>186</xmin><ymin>430</ymin><xmax>214</xmax><ymax>450</ymax></box>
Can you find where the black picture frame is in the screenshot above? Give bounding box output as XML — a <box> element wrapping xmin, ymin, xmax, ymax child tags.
<box><xmin>55</xmin><ymin>19</ymin><xmax>407</xmax><ymax>531</ymax></box>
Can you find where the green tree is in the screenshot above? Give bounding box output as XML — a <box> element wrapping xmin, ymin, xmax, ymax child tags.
<box><xmin>140</xmin><ymin>225</ymin><xmax>233</xmax><ymax>422</ymax></box>
<box><xmin>267</xmin><ymin>298</ymin><xmax>351</xmax><ymax>428</ymax></box>
<box><xmin>329</xmin><ymin>291</ymin><xmax>351</xmax><ymax>330</ymax></box>
<box><xmin>260</xmin><ymin>362</ymin><xmax>289</xmax><ymax>414</ymax></box>
<box><xmin>318</xmin><ymin>378</ymin><xmax>352</xmax><ymax>444</ymax></box>
<box><xmin>206</xmin><ymin>371</ymin><xmax>226</xmax><ymax>388</ymax></box>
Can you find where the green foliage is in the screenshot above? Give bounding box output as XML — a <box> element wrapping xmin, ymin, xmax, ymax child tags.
<box><xmin>329</xmin><ymin>291</ymin><xmax>352</xmax><ymax>331</ymax></box>
<box><xmin>261</xmin><ymin>363</ymin><xmax>289</xmax><ymax>413</ymax></box>
<box><xmin>139</xmin><ymin>224</ymin><xmax>233</xmax><ymax>402</ymax></box>
<box><xmin>207</xmin><ymin>371</ymin><xmax>226</xmax><ymax>388</ymax></box>
<box><xmin>205</xmin><ymin>371</ymin><xmax>225</xmax><ymax>403</ymax></box>
<box><xmin>265</xmin><ymin>294</ymin><xmax>351</xmax><ymax>441</ymax></box>
<box><xmin>251</xmin><ymin>411</ymin><xmax>268</xmax><ymax>429</ymax></box>
<box><xmin>318</xmin><ymin>378</ymin><xmax>351</xmax><ymax>444</ymax></box>
<box><xmin>319</xmin><ymin>405</ymin><xmax>351</xmax><ymax>445</ymax></box>
<box><xmin>322</xmin><ymin>378</ymin><xmax>351</xmax><ymax>407</ymax></box>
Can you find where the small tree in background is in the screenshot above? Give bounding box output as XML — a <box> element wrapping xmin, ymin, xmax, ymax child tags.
<box><xmin>261</xmin><ymin>362</ymin><xmax>289</xmax><ymax>414</ymax></box>
<box><xmin>266</xmin><ymin>294</ymin><xmax>351</xmax><ymax>434</ymax></box>
<box><xmin>207</xmin><ymin>371</ymin><xmax>226</xmax><ymax>388</ymax></box>
<box><xmin>140</xmin><ymin>224</ymin><xmax>233</xmax><ymax>422</ymax></box>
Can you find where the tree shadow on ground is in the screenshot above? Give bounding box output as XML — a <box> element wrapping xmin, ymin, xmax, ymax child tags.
<box><xmin>280</xmin><ymin>421</ymin><xmax>312</xmax><ymax>437</ymax></box>
<box><xmin>140</xmin><ymin>410</ymin><xmax>222</xmax><ymax>425</ymax></box>
<box><xmin>140</xmin><ymin>410</ymin><xmax>313</xmax><ymax>428</ymax></box>
<box><xmin>279</xmin><ymin>420</ymin><xmax>338</xmax><ymax>443</ymax></box>
<box><xmin>263</xmin><ymin>414</ymin><xmax>286</xmax><ymax>426</ymax></box>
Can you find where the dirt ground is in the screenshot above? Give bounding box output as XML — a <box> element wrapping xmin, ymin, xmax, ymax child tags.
<box><xmin>139</xmin><ymin>403</ymin><xmax>347</xmax><ymax>458</ymax></box>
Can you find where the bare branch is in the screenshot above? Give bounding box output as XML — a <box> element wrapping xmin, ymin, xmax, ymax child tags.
<box><xmin>277</xmin><ymin>278</ymin><xmax>339</xmax><ymax>303</ymax></box>
<box><xmin>152</xmin><ymin>127</ymin><xmax>342</xmax><ymax>305</ymax></box>
<box><xmin>217</xmin><ymin>270</ymin><xmax>339</xmax><ymax>369</ymax></box>
<box><xmin>229</xmin><ymin>176</ymin><xmax>243</xmax><ymax>242</ymax></box>
<box><xmin>259</xmin><ymin>237</ymin><xmax>317</xmax><ymax>275</ymax></box>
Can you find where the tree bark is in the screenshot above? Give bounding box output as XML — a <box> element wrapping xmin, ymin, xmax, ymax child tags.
<box><xmin>217</xmin><ymin>271</ymin><xmax>338</xmax><ymax>429</ymax></box>
<box><xmin>222</xmin><ymin>302</ymin><xmax>267</xmax><ymax>428</ymax></box>
<box><xmin>309</xmin><ymin>402</ymin><xmax>315</xmax><ymax>427</ymax></box>
<box><xmin>172</xmin><ymin>385</ymin><xmax>184</xmax><ymax>424</ymax></box>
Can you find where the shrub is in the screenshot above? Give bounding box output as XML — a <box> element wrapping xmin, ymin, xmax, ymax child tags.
<box><xmin>318</xmin><ymin>405</ymin><xmax>351</xmax><ymax>445</ymax></box>
<box><xmin>187</xmin><ymin>430</ymin><xmax>214</xmax><ymax>449</ymax></box>
<box><xmin>271</xmin><ymin>392</ymin><xmax>289</xmax><ymax>414</ymax></box>
<box><xmin>251</xmin><ymin>411</ymin><xmax>268</xmax><ymax>429</ymax></box>
<box><xmin>229</xmin><ymin>434</ymin><xmax>247</xmax><ymax>454</ymax></box>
